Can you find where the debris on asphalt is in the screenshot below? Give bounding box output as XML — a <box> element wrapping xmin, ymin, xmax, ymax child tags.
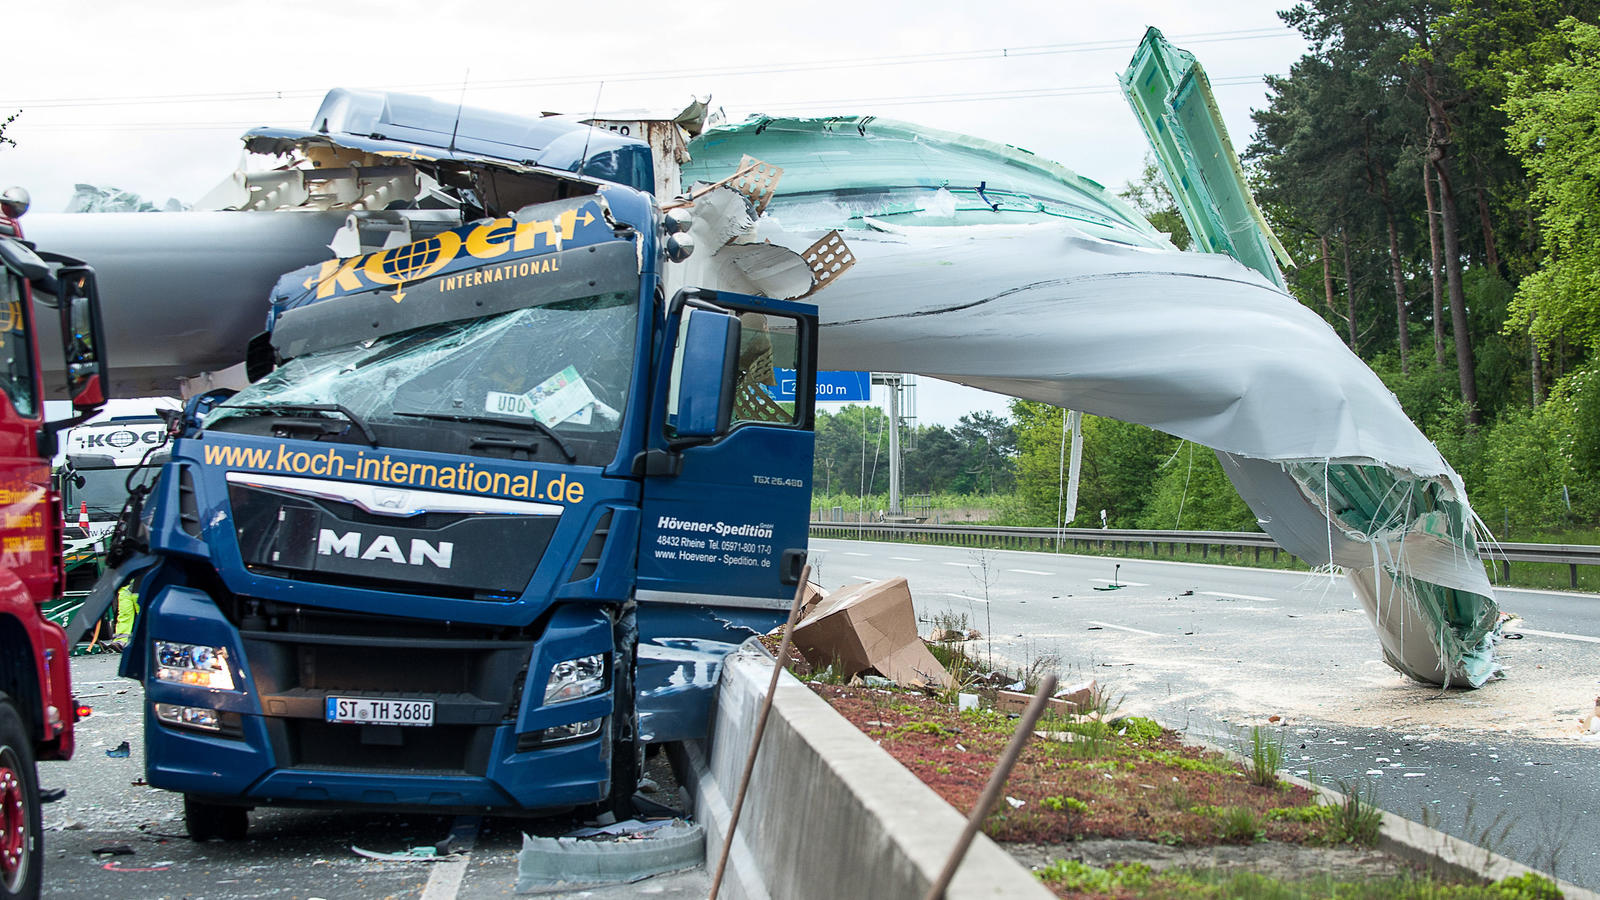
<box><xmin>791</xmin><ymin>576</ymin><xmax>950</xmax><ymax>688</ymax></box>
<box><xmin>105</xmin><ymin>740</ymin><xmax>130</xmax><ymax>758</ymax></box>
<box><xmin>91</xmin><ymin>844</ymin><xmax>134</xmax><ymax>856</ymax></box>
<box><xmin>564</xmin><ymin>818</ymin><xmax>677</xmax><ymax>838</ymax></box>
<box><xmin>101</xmin><ymin>861</ymin><xmax>174</xmax><ymax>872</ymax></box>
<box><xmin>352</xmin><ymin>845</ymin><xmax>455</xmax><ymax>861</ymax></box>
<box><xmin>516</xmin><ymin>819</ymin><xmax>704</xmax><ymax>890</ymax></box>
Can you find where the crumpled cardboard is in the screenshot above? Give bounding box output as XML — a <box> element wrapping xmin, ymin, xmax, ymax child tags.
<box><xmin>995</xmin><ymin>679</ymin><xmax>1098</xmax><ymax>716</ymax></box>
<box><xmin>798</xmin><ymin>580</ymin><xmax>828</xmax><ymax>621</ymax></box>
<box><xmin>792</xmin><ymin>576</ymin><xmax>950</xmax><ymax>688</ymax></box>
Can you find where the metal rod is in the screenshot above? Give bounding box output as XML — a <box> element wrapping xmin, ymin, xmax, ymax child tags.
<box><xmin>707</xmin><ymin>563</ymin><xmax>812</xmax><ymax>900</ymax></box>
<box><xmin>920</xmin><ymin>673</ymin><xmax>1057</xmax><ymax>900</ymax></box>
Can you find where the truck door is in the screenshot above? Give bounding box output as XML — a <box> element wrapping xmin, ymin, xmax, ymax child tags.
<box><xmin>637</xmin><ymin>290</ymin><xmax>816</xmax><ymax>612</ymax></box>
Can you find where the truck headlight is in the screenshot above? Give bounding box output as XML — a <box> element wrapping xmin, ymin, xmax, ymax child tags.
<box><xmin>154</xmin><ymin>702</ymin><xmax>222</xmax><ymax>732</ymax></box>
<box><xmin>544</xmin><ymin>654</ymin><xmax>605</xmax><ymax>704</ymax></box>
<box><xmin>154</xmin><ymin>641</ymin><xmax>236</xmax><ymax>690</ymax></box>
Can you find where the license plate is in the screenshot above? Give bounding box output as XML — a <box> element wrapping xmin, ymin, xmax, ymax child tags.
<box><xmin>325</xmin><ymin>697</ymin><xmax>434</xmax><ymax>727</ymax></box>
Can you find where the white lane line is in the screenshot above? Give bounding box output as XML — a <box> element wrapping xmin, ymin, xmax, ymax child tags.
<box><xmin>1093</xmin><ymin>579</ymin><xmax>1149</xmax><ymax>587</ymax></box>
<box><xmin>891</xmin><ymin>556</ymin><xmax>922</xmax><ymax>561</ymax></box>
<box><xmin>947</xmin><ymin>593</ymin><xmax>988</xmax><ymax>603</ymax></box>
<box><xmin>1514</xmin><ymin>627</ymin><xmax>1600</xmax><ymax>645</ymax></box>
<box><xmin>421</xmin><ymin>855</ymin><xmax>470</xmax><ymax>900</ymax></box>
<box><xmin>844</xmin><ymin>551</ymin><xmax>871</xmax><ymax>557</ymax></box>
<box><xmin>1200</xmin><ymin>591</ymin><xmax>1281</xmax><ymax>604</ymax></box>
<box><xmin>1008</xmin><ymin>568</ymin><xmax>1054</xmax><ymax>576</ymax></box>
<box><xmin>943</xmin><ymin>562</ymin><xmax>979</xmax><ymax>568</ymax></box>
<box><xmin>850</xmin><ymin>575</ymin><xmax>876</xmax><ymax>582</ymax></box>
<box><xmin>1086</xmin><ymin>620</ymin><xmax>1162</xmax><ymax>637</ymax></box>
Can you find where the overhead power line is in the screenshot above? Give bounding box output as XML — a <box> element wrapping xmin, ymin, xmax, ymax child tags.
<box><xmin>0</xmin><ymin>27</ymin><xmax>1294</xmax><ymax>110</ymax></box>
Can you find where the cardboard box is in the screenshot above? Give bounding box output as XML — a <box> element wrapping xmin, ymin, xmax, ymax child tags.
<box><xmin>792</xmin><ymin>576</ymin><xmax>950</xmax><ymax>688</ymax></box>
<box><xmin>994</xmin><ymin>679</ymin><xmax>1098</xmax><ymax>717</ymax></box>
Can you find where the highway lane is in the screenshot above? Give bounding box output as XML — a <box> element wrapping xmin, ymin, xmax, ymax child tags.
<box><xmin>810</xmin><ymin>537</ymin><xmax>1600</xmax><ymax>889</ymax></box>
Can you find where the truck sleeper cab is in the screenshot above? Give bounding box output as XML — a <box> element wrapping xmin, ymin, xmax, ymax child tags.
<box><xmin>121</xmin><ymin>182</ymin><xmax>817</xmax><ymax>838</ymax></box>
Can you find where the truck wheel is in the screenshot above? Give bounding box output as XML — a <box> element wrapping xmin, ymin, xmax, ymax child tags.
<box><xmin>183</xmin><ymin>796</ymin><xmax>248</xmax><ymax>842</ymax></box>
<box><xmin>0</xmin><ymin>696</ymin><xmax>42</xmax><ymax>900</ymax></box>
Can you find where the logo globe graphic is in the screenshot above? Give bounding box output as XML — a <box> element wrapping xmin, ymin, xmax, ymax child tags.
<box><xmin>384</xmin><ymin>237</ymin><xmax>445</xmax><ymax>282</ymax></box>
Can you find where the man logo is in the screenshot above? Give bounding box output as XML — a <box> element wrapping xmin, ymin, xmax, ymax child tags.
<box><xmin>317</xmin><ymin>529</ymin><xmax>453</xmax><ymax>568</ymax></box>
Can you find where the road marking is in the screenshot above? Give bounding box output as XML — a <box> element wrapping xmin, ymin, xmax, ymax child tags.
<box><xmin>1199</xmin><ymin>591</ymin><xmax>1281</xmax><ymax>604</ymax></box>
<box><xmin>947</xmin><ymin>593</ymin><xmax>988</xmax><ymax>603</ymax></box>
<box><xmin>1093</xmin><ymin>579</ymin><xmax>1149</xmax><ymax>587</ymax></box>
<box><xmin>891</xmin><ymin>556</ymin><xmax>921</xmax><ymax>561</ymax></box>
<box><xmin>944</xmin><ymin>562</ymin><xmax>979</xmax><ymax>568</ymax></box>
<box><xmin>1086</xmin><ymin>620</ymin><xmax>1161</xmax><ymax>637</ymax></box>
<box><xmin>421</xmin><ymin>816</ymin><xmax>478</xmax><ymax>900</ymax></box>
<box><xmin>850</xmin><ymin>575</ymin><xmax>876</xmax><ymax>582</ymax></box>
<box><xmin>845</xmin><ymin>551</ymin><xmax>870</xmax><ymax>557</ymax></box>
<box><xmin>1514</xmin><ymin>627</ymin><xmax>1600</xmax><ymax>644</ymax></box>
<box><xmin>1008</xmin><ymin>568</ymin><xmax>1054</xmax><ymax>575</ymax></box>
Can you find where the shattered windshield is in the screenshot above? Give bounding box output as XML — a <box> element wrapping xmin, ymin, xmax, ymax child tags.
<box><xmin>205</xmin><ymin>291</ymin><xmax>637</xmax><ymax>466</ymax></box>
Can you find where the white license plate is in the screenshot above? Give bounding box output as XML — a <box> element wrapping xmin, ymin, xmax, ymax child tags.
<box><xmin>325</xmin><ymin>697</ymin><xmax>434</xmax><ymax>727</ymax></box>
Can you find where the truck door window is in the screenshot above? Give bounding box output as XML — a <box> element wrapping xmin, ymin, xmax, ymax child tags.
<box><xmin>732</xmin><ymin>311</ymin><xmax>801</xmax><ymax>427</ymax></box>
<box><xmin>0</xmin><ymin>272</ymin><xmax>36</xmax><ymax>417</ymax></box>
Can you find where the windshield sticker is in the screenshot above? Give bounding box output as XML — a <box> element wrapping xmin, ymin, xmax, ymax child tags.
<box><xmin>298</xmin><ymin>199</ymin><xmax>610</xmax><ymax>303</ymax></box>
<box><xmin>200</xmin><ymin>441</ymin><xmax>588</xmax><ymax>505</ymax></box>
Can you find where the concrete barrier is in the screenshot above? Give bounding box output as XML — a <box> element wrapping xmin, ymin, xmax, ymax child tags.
<box><xmin>678</xmin><ymin>646</ymin><xmax>1053</xmax><ymax>900</ymax></box>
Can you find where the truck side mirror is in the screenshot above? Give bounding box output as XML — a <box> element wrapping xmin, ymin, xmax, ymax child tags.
<box><xmin>57</xmin><ymin>268</ymin><xmax>108</xmax><ymax>411</ymax></box>
<box><xmin>667</xmin><ymin>307</ymin><xmax>740</xmax><ymax>439</ymax></box>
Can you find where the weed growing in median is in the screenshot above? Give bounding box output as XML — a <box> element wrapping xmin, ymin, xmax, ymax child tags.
<box><xmin>1329</xmin><ymin>778</ymin><xmax>1384</xmax><ymax>846</ymax></box>
<box><xmin>1244</xmin><ymin>724</ymin><xmax>1285</xmax><ymax>787</ymax></box>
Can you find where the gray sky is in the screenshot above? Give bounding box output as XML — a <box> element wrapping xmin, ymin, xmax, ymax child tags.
<box><xmin>3</xmin><ymin>0</ymin><xmax>1307</xmax><ymax>424</ymax></box>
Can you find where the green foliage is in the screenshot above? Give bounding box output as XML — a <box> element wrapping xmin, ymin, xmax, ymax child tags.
<box><xmin>1010</xmin><ymin>401</ymin><xmax>1179</xmax><ymax>527</ymax></box>
<box><xmin>894</xmin><ymin>720</ymin><xmax>957</xmax><ymax>738</ymax></box>
<box><xmin>1033</xmin><ymin>859</ymin><xmax>1153</xmax><ymax>892</ymax></box>
<box><xmin>1504</xmin><ymin>18</ymin><xmax>1600</xmax><ymax>355</ymax></box>
<box><xmin>1215</xmin><ymin>806</ymin><xmax>1267</xmax><ymax>843</ymax></box>
<box><xmin>1114</xmin><ymin>716</ymin><xmax>1164</xmax><ymax>744</ymax></box>
<box><xmin>1138</xmin><ymin>442</ymin><xmax>1259</xmax><ymax>532</ymax></box>
<box><xmin>1245</xmin><ymin>725</ymin><xmax>1285</xmax><ymax>787</ymax></box>
<box><xmin>1493</xmin><ymin>872</ymin><xmax>1564</xmax><ymax>900</ymax></box>
<box><xmin>1120</xmin><ymin>153</ymin><xmax>1193</xmax><ymax>250</ymax></box>
<box><xmin>1040</xmin><ymin>794</ymin><xmax>1090</xmax><ymax>815</ymax></box>
<box><xmin>1267</xmin><ymin>805</ymin><xmax>1335</xmax><ymax>824</ymax></box>
<box><xmin>1329</xmin><ymin>779</ymin><xmax>1384</xmax><ymax>847</ymax></box>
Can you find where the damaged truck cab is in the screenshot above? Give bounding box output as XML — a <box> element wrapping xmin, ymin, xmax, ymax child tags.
<box><xmin>115</xmin><ymin>117</ymin><xmax>817</xmax><ymax>836</ymax></box>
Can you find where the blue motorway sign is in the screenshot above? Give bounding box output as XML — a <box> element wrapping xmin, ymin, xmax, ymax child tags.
<box><xmin>769</xmin><ymin>369</ymin><xmax>872</xmax><ymax>402</ymax></box>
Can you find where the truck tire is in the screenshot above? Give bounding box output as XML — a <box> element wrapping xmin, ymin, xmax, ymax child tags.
<box><xmin>183</xmin><ymin>796</ymin><xmax>248</xmax><ymax>842</ymax></box>
<box><xmin>0</xmin><ymin>695</ymin><xmax>42</xmax><ymax>900</ymax></box>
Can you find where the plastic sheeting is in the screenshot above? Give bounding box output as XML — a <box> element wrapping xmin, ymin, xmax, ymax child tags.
<box><xmin>685</xmin><ymin>116</ymin><xmax>1500</xmax><ymax>687</ymax></box>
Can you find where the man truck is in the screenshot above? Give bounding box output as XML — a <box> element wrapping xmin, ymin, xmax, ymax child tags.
<box><xmin>0</xmin><ymin>186</ymin><xmax>111</xmax><ymax>900</ymax></box>
<box><xmin>105</xmin><ymin>106</ymin><xmax>819</xmax><ymax>839</ymax></box>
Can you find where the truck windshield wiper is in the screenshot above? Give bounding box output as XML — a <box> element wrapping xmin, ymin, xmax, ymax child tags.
<box><xmin>223</xmin><ymin>402</ymin><xmax>378</xmax><ymax>447</ymax></box>
<box><xmin>391</xmin><ymin>411</ymin><xmax>577</xmax><ymax>463</ymax></box>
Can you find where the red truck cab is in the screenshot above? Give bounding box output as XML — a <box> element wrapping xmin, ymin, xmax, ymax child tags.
<box><xmin>0</xmin><ymin>186</ymin><xmax>109</xmax><ymax>900</ymax></box>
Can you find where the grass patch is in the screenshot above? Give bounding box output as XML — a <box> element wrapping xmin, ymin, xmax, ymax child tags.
<box><xmin>1244</xmin><ymin>725</ymin><xmax>1285</xmax><ymax>787</ymax></box>
<box><xmin>1034</xmin><ymin>862</ymin><xmax>1566</xmax><ymax>899</ymax></box>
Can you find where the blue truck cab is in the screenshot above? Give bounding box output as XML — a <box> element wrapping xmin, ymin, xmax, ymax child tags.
<box><xmin>113</xmin><ymin>119</ymin><xmax>818</xmax><ymax>837</ymax></box>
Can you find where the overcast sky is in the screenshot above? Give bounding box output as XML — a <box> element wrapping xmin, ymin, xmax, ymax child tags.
<box><xmin>3</xmin><ymin>0</ymin><xmax>1308</xmax><ymax>425</ymax></box>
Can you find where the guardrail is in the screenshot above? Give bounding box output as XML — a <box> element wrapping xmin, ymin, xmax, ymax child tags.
<box><xmin>808</xmin><ymin>522</ymin><xmax>1600</xmax><ymax>590</ymax></box>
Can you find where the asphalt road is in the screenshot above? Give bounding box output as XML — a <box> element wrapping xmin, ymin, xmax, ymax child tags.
<box><xmin>809</xmin><ymin>538</ymin><xmax>1600</xmax><ymax>890</ymax></box>
<box><xmin>40</xmin><ymin>654</ymin><xmax>706</xmax><ymax>899</ymax></box>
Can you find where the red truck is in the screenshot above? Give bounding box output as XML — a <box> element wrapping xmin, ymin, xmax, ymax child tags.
<box><xmin>0</xmin><ymin>186</ymin><xmax>110</xmax><ymax>900</ymax></box>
